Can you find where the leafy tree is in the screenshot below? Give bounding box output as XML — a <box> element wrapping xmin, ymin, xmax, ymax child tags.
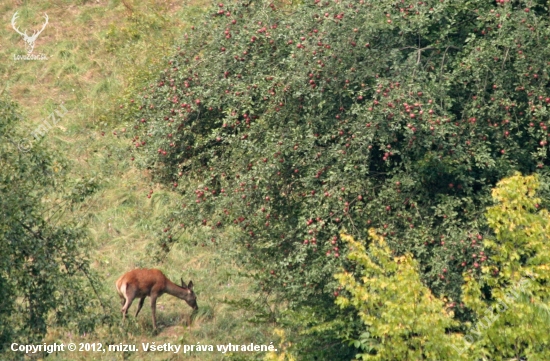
<box><xmin>335</xmin><ymin>230</ymin><xmax>466</xmax><ymax>360</ymax></box>
<box><xmin>0</xmin><ymin>98</ymin><xmax>103</xmax><ymax>353</ymax></box>
<box><xmin>461</xmin><ymin>172</ymin><xmax>550</xmax><ymax>360</ymax></box>
<box><xmin>335</xmin><ymin>173</ymin><xmax>550</xmax><ymax>360</ymax></box>
<box><xmin>126</xmin><ymin>0</ymin><xmax>550</xmax><ymax>357</ymax></box>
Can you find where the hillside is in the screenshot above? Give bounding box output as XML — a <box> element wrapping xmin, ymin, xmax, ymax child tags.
<box><xmin>3</xmin><ymin>1</ymin><xmax>550</xmax><ymax>360</ymax></box>
<box><xmin>2</xmin><ymin>1</ymin><xmax>272</xmax><ymax>360</ymax></box>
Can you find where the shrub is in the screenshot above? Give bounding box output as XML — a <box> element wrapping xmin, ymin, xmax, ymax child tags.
<box><xmin>0</xmin><ymin>98</ymin><xmax>103</xmax><ymax>353</ymax></box>
<box><xmin>336</xmin><ymin>173</ymin><xmax>550</xmax><ymax>360</ymax></box>
<box><xmin>335</xmin><ymin>230</ymin><xmax>466</xmax><ymax>360</ymax></box>
<box><xmin>461</xmin><ymin>172</ymin><xmax>550</xmax><ymax>359</ymax></box>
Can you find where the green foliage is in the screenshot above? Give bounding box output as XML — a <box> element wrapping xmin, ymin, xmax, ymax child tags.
<box><xmin>0</xmin><ymin>98</ymin><xmax>104</xmax><ymax>353</ymax></box>
<box><xmin>461</xmin><ymin>172</ymin><xmax>550</xmax><ymax>360</ymax></box>
<box><xmin>337</xmin><ymin>174</ymin><xmax>550</xmax><ymax>360</ymax></box>
<box><xmin>126</xmin><ymin>0</ymin><xmax>550</xmax><ymax>357</ymax></box>
<box><xmin>335</xmin><ymin>230</ymin><xmax>466</xmax><ymax>360</ymax></box>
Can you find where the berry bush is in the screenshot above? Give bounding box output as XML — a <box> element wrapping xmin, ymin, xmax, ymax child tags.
<box><xmin>127</xmin><ymin>0</ymin><xmax>550</xmax><ymax>357</ymax></box>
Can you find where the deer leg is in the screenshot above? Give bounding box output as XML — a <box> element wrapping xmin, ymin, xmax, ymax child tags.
<box><xmin>150</xmin><ymin>296</ymin><xmax>158</xmax><ymax>329</ymax></box>
<box><xmin>135</xmin><ymin>297</ymin><xmax>146</xmax><ymax>317</ymax></box>
<box><xmin>121</xmin><ymin>289</ymin><xmax>136</xmax><ymax>323</ymax></box>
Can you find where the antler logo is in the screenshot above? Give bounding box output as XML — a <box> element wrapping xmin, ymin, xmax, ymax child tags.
<box><xmin>11</xmin><ymin>12</ymin><xmax>48</xmax><ymax>54</ymax></box>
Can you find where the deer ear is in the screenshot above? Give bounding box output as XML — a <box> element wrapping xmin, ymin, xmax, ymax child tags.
<box><xmin>188</xmin><ymin>281</ymin><xmax>194</xmax><ymax>290</ymax></box>
<box><xmin>181</xmin><ymin>278</ymin><xmax>187</xmax><ymax>288</ymax></box>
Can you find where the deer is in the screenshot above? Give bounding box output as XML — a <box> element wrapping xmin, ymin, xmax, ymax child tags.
<box><xmin>115</xmin><ymin>269</ymin><xmax>198</xmax><ymax>329</ymax></box>
<box><xmin>11</xmin><ymin>12</ymin><xmax>49</xmax><ymax>54</ymax></box>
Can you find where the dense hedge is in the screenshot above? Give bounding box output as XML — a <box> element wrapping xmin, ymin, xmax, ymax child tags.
<box><xmin>127</xmin><ymin>0</ymin><xmax>550</xmax><ymax>358</ymax></box>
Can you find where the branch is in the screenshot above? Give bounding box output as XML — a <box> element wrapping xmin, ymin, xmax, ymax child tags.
<box><xmin>501</xmin><ymin>47</ymin><xmax>510</xmax><ymax>71</ymax></box>
<box><xmin>76</xmin><ymin>262</ymin><xmax>110</xmax><ymax>317</ymax></box>
<box><xmin>14</xmin><ymin>217</ymin><xmax>110</xmax><ymax>318</ymax></box>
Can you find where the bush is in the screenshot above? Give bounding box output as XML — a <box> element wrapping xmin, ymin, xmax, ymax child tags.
<box><xmin>0</xmin><ymin>98</ymin><xmax>104</xmax><ymax>353</ymax></box>
<box><xmin>461</xmin><ymin>172</ymin><xmax>550</xmax><ymax>359</ymax></box>
<box><xmin>127</xmin><ymin>0</ymin><xmax>550</xmax><ymax>357</ymax></box>
<box><xmin>336</xmin><ymin>173</ymin><xmax>550</xmax><ymax>360</ymax></box>
<box><xmin>335</xmin><ymin>230</ymin><xmax>466</xmax><ymax>360</ymax></box>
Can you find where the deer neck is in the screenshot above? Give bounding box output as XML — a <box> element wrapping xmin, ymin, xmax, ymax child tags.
<box><xmin>164</xmin><ymin>279</ymin><xmax>188</xmax><ymax>299</ymax></box>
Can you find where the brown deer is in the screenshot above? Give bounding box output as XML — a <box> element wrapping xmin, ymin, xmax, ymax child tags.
<box><xmin>115</xmin><ymin>269</ymin><xmax>198</xmax><ymax>329</ymax></box>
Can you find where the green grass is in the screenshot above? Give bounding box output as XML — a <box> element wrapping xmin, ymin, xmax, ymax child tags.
<box><xmin>2</xmin><ymin>0</ymin><xmax>275</xmax><ymax>360</ymax></box>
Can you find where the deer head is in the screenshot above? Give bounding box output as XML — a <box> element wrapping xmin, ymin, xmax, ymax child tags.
<box><xmin>181</xmin><ymin>278</ymin><xmax>198</xmax><ymax>310</ymax></box>
<box><xmin>11</xmin><ymin>12</ymin><xmax>48</xmax><ymax>54</ymax></box>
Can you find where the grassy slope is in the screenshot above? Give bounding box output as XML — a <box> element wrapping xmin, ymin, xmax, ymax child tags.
<box><xmin>1</xmin><ymin>0</ymin><xmax>274</xmax><ymax>360</ymax></box>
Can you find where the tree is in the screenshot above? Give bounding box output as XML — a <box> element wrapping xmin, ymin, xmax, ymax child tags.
<box><xmin>0</xmin><ymin>97</ymin><xmax>103</xmax><ymax>353</ymax></box>
<box><xmin>126</xmin><ymin>0</ymin><xmax>550</xmax><ymax>357</ymax></box>
<box><xmin>461</xmin><ymin>172</ymin><xmax>550</xmax><ymax>359</ymax></box>
<box><xmin>335</xmin><ymin>173</ymin><xmax>550</xmax><ymax>360</ymax></box>
<box><xmin>335</xmin><ymin>230</ymin><xmax>466</xmax><ymax>360</ymax></box>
